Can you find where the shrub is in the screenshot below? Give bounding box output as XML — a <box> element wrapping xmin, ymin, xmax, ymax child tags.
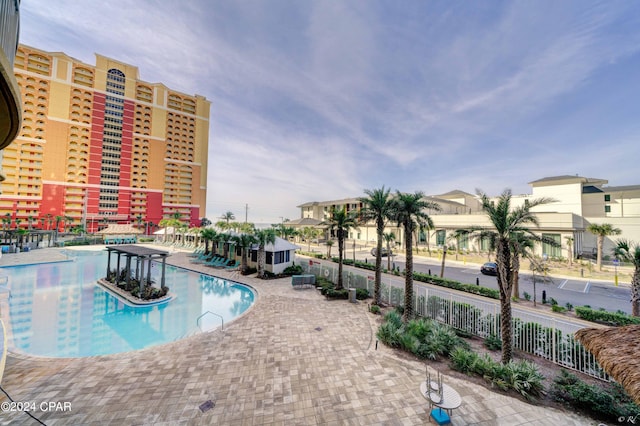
<box><xmin>484</xmin><ymin>334</ymin><xmax>502</xmax><ymax>351</ymax></box>
<box><xmin>550</xmin><ymin>370</ymin><xmax>640</xmax><ymax>423</ymax></box>
<box><xmin>370</xmin><ymin>305</ymin><xmax>381</xmax><ymax>314</ymax></box>
<box><xmin>282</xmin><ymin>264</ymin><xmax>304</xmax><ymax>276</ymax></box>
<box><xmin>356</xmin><ymin>288</ymin><xmax>370</xmax><ymax>300</ymax></box>
<box><xmin>551</xmin><ymin>305</ymin><xmax>567</xmax><ymax>313</ymax></box>
<box><xmin>575</xmin><ymin>306</ymin><xmax>640</xmax><ymax>326</ymax></box>
<box><xmin>449</xmin><ymin>348</ymin><xmax>545</xmax><ymax>400</ymax></box>
<box><xmin>523</xmin><ymin>292</ymin><xmax>531</xmax><ymax>301</ymax></box>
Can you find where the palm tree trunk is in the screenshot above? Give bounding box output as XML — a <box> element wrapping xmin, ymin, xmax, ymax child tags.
<box><xmin>440</xmin><ymin>247</ymin><xmax>447</xmax><ymax>278</ymax></box>
<box><xmin>597</xmin><ymin>235</ymin><xmax>604</xmax><ymax>271</ymax></box>
<box><xmin>631</xmin><ymin>267</ymin><xmax>640</xmax><ymax>317</ymax></box>
<box><xmin>337</xmin><ymin>233</ymin><xmax>344</xmax><ymax>290</ymax></box>
<box><xmin>403</xmin><ymin>222</ymin><xmax>414</xmax><ymax>323</ymax></box>
<box><xmin>497</xmin><ymin>241</ymin><xmax>514</xmax><ymax>364</ymax></box>
<box><xmin>374</xmin><ymin>226</ymin><xmax>383</xmax><ymax>306</ymax></box>
<box><xmin>512</xmin><ymin>254</ymin><xmax>520</xmax><ymax>299</ymax></box>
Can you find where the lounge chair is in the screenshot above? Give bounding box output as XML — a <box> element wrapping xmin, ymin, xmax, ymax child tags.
<box><xmin>224</xmin><ymin>261</ymin><xmax>240</xmax><ymax>270</ymax></box>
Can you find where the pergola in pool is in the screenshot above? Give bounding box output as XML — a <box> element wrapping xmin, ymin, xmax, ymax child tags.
<box><xmin>104</xmin><ymin>245</ymin><xmax>169</xmax><ymax>290</ymax></box>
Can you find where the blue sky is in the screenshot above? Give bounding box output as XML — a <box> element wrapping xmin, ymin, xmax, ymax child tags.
<box><xmin>20</xmin><ymin>1</ymin><xmax>640</xmax><ymax>223</ymax></box>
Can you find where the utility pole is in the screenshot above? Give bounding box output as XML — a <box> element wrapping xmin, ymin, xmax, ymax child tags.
<box><xmin>245</xmin><ymin>204</ymin><xmax>248</xmax><ymax>223</ymax></box>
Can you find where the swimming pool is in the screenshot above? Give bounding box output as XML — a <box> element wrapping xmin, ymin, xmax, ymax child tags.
<box><xmin>0</xmin><ymin>250</ymin><xmax>255</xmax><ymax>357</ymax></box>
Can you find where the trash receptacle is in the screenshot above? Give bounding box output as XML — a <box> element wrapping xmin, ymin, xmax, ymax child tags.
<box><xmin>349</xmin><ymin>288</ymin><xmax>357</xmax><ymax>303</ymax></box>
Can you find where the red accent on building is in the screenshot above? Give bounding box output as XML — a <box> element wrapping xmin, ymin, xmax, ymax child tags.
<box><xmin>41</xmin><ymin>183</ymin><xmax>65</xmax><ymax>218</ymax></box>
<box><xmin>146</xmin><ymin>192</ymin><xmax>163</xmax><ymax>226</ymax></box>
<box><xmin>88</xmin><ymin>92</ymin><xmax>105</xmax><ymax>193</ymax></box>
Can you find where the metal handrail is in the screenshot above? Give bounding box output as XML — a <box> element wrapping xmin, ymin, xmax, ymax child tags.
<box><xmin>196</xmin><ymin>310</ymin><xmax>224</xmax><ymax>331</ymax></box>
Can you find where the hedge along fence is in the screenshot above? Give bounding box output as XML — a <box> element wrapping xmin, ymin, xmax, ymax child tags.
<box><xmin>301</xmin><ymin>256</ymin><xmax>608</xmax><ymax>381</ymax></box>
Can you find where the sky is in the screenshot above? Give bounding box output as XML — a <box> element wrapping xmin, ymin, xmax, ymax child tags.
<box><xmin>19</xmin><ymin>1</ymin><xmax>640</xmax><ymax>224</ymax></box>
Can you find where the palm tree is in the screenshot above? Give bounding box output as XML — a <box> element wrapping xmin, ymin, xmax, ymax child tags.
<box><xmin>587</xmin><ymin>223</ymin><xmax>622</xmax><ymax>271</ymax></box>
<box><xmin>324</xmin><ymin>207</ymin><xmax>358</xmax><ymax>290</ymax></box>
<box><xmin>612</xmin><ymin>239</ymin><xmax>640</xmax><ymax>316</ymax></box>
<box><xmin>383</xmin><ymin>232</ymin><xmax>395</xmax><ymax>271</ymax></box>
<box><xmin>509</xmin><ymin>232</ymin><xmax>536</xmax><ymax>299</ymax></box>
<box><xmin>221</xmin><ymin>211</ymin><xmax>235</xmax><ymax>224</ymax></box>
<box><xmin>234</xmin><ymin>233</ymin><xmax>258</xmax><ymax>274</ymax></box>
<box><xmin>326</xmin><ymin>239</ymin><xmax>334</xmax><ymax>259</ymax></box>
<box><xmin>565</xmin><ymin>236</ymin><xmax>574</xmax><ymax>266</ymax></box>
<box><xmin>200</xmin><ymin>228</ymin><xmax>217</xmax><ymax>255</ymax></box>
<box><xmin>390</xmin><ymin>191</ymin><xmax>440</xmax><ymax>323</ymax></box>
<box><xmin>477</xmin><ymin>189</ymin><xmax>555</xmax><ymax>364</ymax></box>
<box><xmin>359</xmin><ymin>186</ymin><xmax>394</xmax><ymax>306</ymax></box>
<box><xmin>254</xmin><ymin>229</ymin><xmax>276</xmax><ymax>279</ymax></box>
<box><xmin>200</xmin><ymin>217</ymin><xmax>212</xmax><ymax>227</ymax></box>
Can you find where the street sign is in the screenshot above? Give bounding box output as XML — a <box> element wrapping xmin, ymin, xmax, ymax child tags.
<box><xmin>613</xmin><ymin>259</ymin><xmax>620</xmax><ymax>266</ymax></box>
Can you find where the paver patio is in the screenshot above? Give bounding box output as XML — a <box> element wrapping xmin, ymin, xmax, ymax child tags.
<box><xmin>0</xmin><ymin>248</ymin><xmax>595</xmax><ymax>425</ymax></box>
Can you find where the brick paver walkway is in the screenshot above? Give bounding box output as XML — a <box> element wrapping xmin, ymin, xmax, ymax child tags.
<box><xmin>0</xmin><ymin>248</ymin><xmax>595</xmax><ymax>425</ymax></box>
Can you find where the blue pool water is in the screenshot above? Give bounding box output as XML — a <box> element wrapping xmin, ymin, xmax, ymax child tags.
<box><xmin>0</xmin><ymin>250</ymin><xmax>255</xmax><ymax>357</ymax></box>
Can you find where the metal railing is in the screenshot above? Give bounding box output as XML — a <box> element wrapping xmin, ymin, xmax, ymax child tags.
<box><xmin>302</xmin><ymin>256</ymin><xmax>608</xmax><ymax>381</ymax></box>
<box><xmin>196</xmin><ymin>310</ymin><xmax>224</xmax><ymax>331</ymax></box>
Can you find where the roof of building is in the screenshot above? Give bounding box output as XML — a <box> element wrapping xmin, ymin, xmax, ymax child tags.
<box><xmin>97</xmin><ymin>224</ymin><xmax>143</xmax><ymax>235</ymax></box>
<box><xmin>603</xmin><ymin>185</ymin><xmax>640</xmax><ymax>193</ymax></box>
<box><xmin>575</xmin><ymin>325</ymin><xmax>640</xmax><ymax>406</ymax></box>
<box><xmin>284</xmin><ymin>218</ymin><xmax>324</xmax><ymax>227</ymax></box>
<box><xmin>528</xmin><ymin>175</ymin><xmax>608</xmax><ymax>186</ymax></box>
<box><xmin>251</xmin><ymin>237</ymin><xmax>300</xmax><ymax>252</ymax></box>
<box><xmin>437</xmin><ymin>190</ymin><xmax>475</xmax><ymax>198</ymax></box>
<box><xmin>104</xmin><ymin>244</ymin><xmax>169</xmax><ymax>258</ymax></box>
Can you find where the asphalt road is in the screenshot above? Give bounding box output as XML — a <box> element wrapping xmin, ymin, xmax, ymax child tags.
<box><xmin>346</xmin><ymin>248</ymin><xmax>632</xmax><ymax>314</ymax></box>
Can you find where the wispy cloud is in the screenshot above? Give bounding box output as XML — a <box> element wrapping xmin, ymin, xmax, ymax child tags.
<box><xmin>19</xmin><ymin>0</ymin><xmax>640</xmax><ymax>221</ymax></box>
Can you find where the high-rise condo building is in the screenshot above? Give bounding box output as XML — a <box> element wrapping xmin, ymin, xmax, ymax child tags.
<box><xmin>1</xmin><ymin>44</ymin><xmax>210</xmax><ymax>232</ymax></box>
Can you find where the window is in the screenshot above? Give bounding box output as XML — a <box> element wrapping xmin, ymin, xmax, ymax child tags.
<box><xmin>605</xmin><ymin>205</ymin><xmax>611</xmax><ymax>213</ymax></box>
<box><xmin>604</xmin><ymin>194</ymin><xmax>611</xmax><ymax>202</ymax></box>
<box><xmin>436</xmin><ymin>230</ymin><xmax>446</xmax><ymax>246</ymax></box>
<box><xmin>542</xmin><ymin>233</ymin><xmax>561</xmax><ymax>258</ymax></box>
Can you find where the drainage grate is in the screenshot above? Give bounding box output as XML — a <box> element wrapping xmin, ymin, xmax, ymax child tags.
<box><xmin>199</xmin><ymin>400</ymin><xmax>215</xmax><ymax>413</ymax></box>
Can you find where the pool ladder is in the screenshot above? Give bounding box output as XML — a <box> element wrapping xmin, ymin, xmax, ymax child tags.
<box><xmin>196</xmin><ymin>311</ymin><xmax>224</xmax><ymax>331</ymax></box>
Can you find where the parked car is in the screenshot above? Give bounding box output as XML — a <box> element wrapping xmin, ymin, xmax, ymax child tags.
<box><xmin>480</xmin><ymin>262</ymin><xmax>498</xmax><ymax>276</ymax></box>
<box><xmin>371</xmin><ymin>247</ymin><xmax>392</xmax><ymax>257</ymax></box>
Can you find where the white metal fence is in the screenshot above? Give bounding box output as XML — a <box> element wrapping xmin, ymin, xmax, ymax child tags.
<box><xmin>302</xmin><ymin>257</ymin><xmax>607</xmax><ymax>381</ymax></box>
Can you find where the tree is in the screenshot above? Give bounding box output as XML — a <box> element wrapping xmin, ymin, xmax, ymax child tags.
<box><xmin>254</xmin><ymin>229</ymin><xmax>276</xmax><ymax>279</ymax></box>
<box><xmin>612</xmin><ymin>239</ymin><xmax>640</xmax><ymax>316</ymax></box>
<box><xmin>200</xmin><ymin>217</ymin><xmax>212</xmax><ymax>227</ymax></box>
<box><xmin>234</xmin><ymin>233</ymin><xmax>257</xmax><ymax>274</ymax></box>
<box><xmin>301</xmin><ymin>226</ymin><xmax>321</xmax><ymax>251</ymax></box>
<box><xmin>324</xmin><ymin>207</ymin><xmax>358</xmax><ymax>290</ymax></box>
<box><xmin>477</xmin><ymin>188</ymin><xmax>555</xmax><ymax>364</ymax></box>
<box><xmin>383</xmin><ymin>232</ymin><xmax>395</xmax><ymax>271</ymax></box>
<box><xmin>587</xmin><ymin>223</ymin><xmax>622</xmax><ymax>271</ymax></box>
<box><xmin>221</xmin><ymin>211</ymin><xmax>235</xmax><ymax>224</ymax></box>
<box><xmin>326</xmin><ymin>239</ymin><xmax>334</xmax><ymax>259</ymax></box>
<box><xmin>390</xmin><ymin>191</ymin><xmax>440</xmax><ymax>323</ymax></box>
<box><xmin>200</xmin><ymin>228</ymin><xmax>217</xmax><ymax>255</ymax></box>
<box><xmin>359</xmin><ymin>186</ymin><xmax>393</xmax><ymax>306</ymax></box>
<box><xmin>565</xmin><ymin>236</ymin><xmax>574</xmax><ymax>266</ymax></box>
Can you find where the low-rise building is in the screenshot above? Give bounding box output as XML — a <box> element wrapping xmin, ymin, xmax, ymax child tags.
<box><xmin>295</xmin><ymin>175</ymin><xmax>640</xmax><ymax>261</ymax></box>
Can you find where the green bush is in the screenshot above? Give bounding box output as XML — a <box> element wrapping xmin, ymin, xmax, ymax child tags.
<box><xmin>550</xmin><ymin>370</ymin><xmax>640</xmax><ymax>423</ymax></box>
<box><xmin>575</xmin><ymin>306</ymin><xmax>640</xmax><ymax>326</ymax></box>
<box><xmin>282</xmin><ymin>264</ymin><xmax>304</xmax><ymax>275</ymax></box>
<box><xmin>449</xmin><ymin>348</ymin><xmax>544</xmax><ymax>400</ymax></box>
<box><xmin>551</xmin><ymin>305</ymin><xmax>567</xmax><ymax>313</ymax></box>
<box><xmin>370</xmin><ymin>305</ymin><xmax>381</xmax><ymax>314</ymax></box>
<box><xmin>484</xmin><ymin>334</ymin><xmax>502</xmax><ymax>351</ymax></box>
<box><xmin>377</xmin><ymin>315</ymin><xmax>468</xmax><ymax>361</ymax></box>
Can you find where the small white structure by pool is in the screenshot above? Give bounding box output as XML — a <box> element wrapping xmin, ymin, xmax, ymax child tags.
<box><xmin>248</xmin><ymin>237</ymin><xmax>300</xmax><ymax>275</ymax></box>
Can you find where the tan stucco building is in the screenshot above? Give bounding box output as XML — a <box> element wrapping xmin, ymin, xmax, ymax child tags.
<box><xmin>0</xmin><ymin>44</ymin><xmax>210</xmax><ymax>232</ymax></box>
<box><xmin>296</xmin><ymin>175</ymin><xmax>640</xmax><ymax>260</ymax></box>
